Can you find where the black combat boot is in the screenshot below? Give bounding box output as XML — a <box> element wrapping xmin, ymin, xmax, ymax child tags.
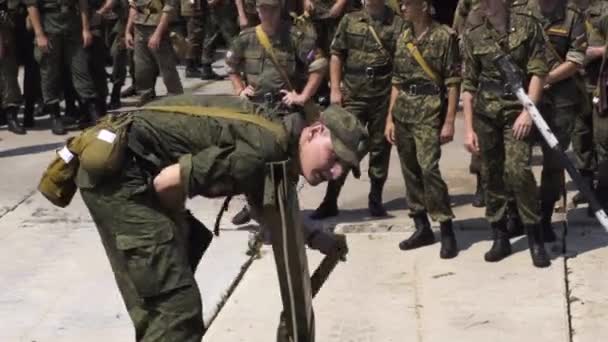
<box><xmin>399</xmin><ymin>213</ymin><xmax>435</xmax><ymax>250</ymax></box>
<box><xmin>6</xmin><ymin>106</ymin><xmax>26</xmax><ymax>135</ymax></box>
<box><xmin>79</xmin><ymin>99</ymin><xmax>101</xmax><ymax>129</ymax></box>
<box><xmin>231</xmin><ymin>206</ymin><xmax>252</xmax><ymax>225</ymax></box>
<box><xmin>527</xmin><ymin>224</ymin><xmax>551</xmax><ymax>268</ymax></box>
<box><xmin>540</xmin><ymin>201</ymin><xmax>557</xmax><ymax>243</ymax></box>
<box><xmin>368</xmin><ymin>179</ymin><xmax>388</xmax><ymax>217</ymax></box>
<box><xmin>310</xmin><ymin>180</ymin><xmax>340</xmax><ymax>220</ymax></box>
<box><xmin>439</xmin><ymin>220</ymin><xmax>458</xmax><ymax>259</ymax></box>
<box><xmin>472</xmin><ymin>173</ymin><xmax>485</xmax><ymax>208</ymax></box>
<box><xmin>49</xmin><ymin>103</ymin><xmax>66</xmax><ymax>135</ymax></box>
<box><xmin>108</xmin><ymin>83</ymin><xmax>122</xmax><ymax>110</ymax></box>
<box><xmin>200</xmin><ymin>64</ymin><xmax>224</xmax><ymax>80</ymax></box>
<box><xmin>185</xmin><ymin>59</ymin><xmax>204</xmax><ymax>78</ymax></box>
<box><xmin>506</xmin><ymin>200</ymin><xmax>524</xmax><ymax>238</ymax></box>
<box><xmin>484</xmin><ymin>219</ymin><xmax>512</xmax><ymax>262</ymax></box>
<box><xmin>572</xmin><ymin>170</ymin><xmax>594</xmax><ymax>205</ymax></box>
<box><xmin>23</xmin><ymin>102</ymin><xmax>35</xmax><ymax>128</ymax></box>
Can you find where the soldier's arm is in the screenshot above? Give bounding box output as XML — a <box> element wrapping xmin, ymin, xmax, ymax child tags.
<box><xmin>25</xmin><ymin>4</ymin><xmax>49</xmax><ymax>51</ymax></box>
<box><xmin>153</xmin><ymin>0</ymin><xmax>177</xmax><ymax>38</ymax></box>
<box><xmin>235</xmin><ymin>0</ymin><xmax>248</xmax><ymax>28</ymax></box>
<box><xmin>442</xmin><ymin>31</ymin><xmax>462</xmax><ymax>138</ymax></box>
<box><xmin>460</xmin><ymin>33</ymin><xmax>479</xmax><ymax>154</ymax></box>
<box><xmin>97</xmin><ymin>0</ymin><xmax>116</xmax><ymax>15</ymax></box>
<box><xmin>547</xmin><ymin>12</ymin><xmax>587</xmax><ymax>86</ymax></box>
<box><xmin>78</xmin><ymin>0</ymin><xmax>93</xmax><ymax>46</ymax></box>
<box><xmin>225</xmin><ymin>36</ymin><xmax>247</xmax><ymax>95</ymax></box>
<box><xmin>526</xmin><ymin>20</ymin><xmax>549</xmax><ymax>102</ymax></box>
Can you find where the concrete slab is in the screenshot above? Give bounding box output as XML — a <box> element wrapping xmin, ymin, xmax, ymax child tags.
<box><xmin>566</xmin><ymin>211</ymin><xmax>608</xmax><ymax>342</ymax></box>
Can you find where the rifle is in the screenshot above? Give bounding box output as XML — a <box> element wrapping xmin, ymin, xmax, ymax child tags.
<box><xmin>494</xmin><ymin>54</ymin><xmax>608</xmax><ymax>231</ymax></box>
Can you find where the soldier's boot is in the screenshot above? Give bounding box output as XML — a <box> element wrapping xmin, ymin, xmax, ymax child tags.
<box><xmin>399</xmin><ymin>213</ymin><xmax>435</xmax><ymax>250</ymax></box>
<box><xmin>231</xmin><ymin>206</ymin><xmax>252</xmax><ymax>225</ymax></box>
<box><xmin>120</xmin><ymin>84</ymin><xmax>137</xmax><ymax>98</ymax></box>
<box><xmin>310</xmin><ymin>180</ymin><xmax>341</xmax><ymax>220</ymax></box>
<box><xmin>23</xmin><ymin>102</ymin><xmax>35</xmax><ymax>128</ymax></box>
<box><xmin>200</xmin><ymin>64</ymin><xmax>224</xmax><ymax>80</ymax></box>
<box><xmin>540</xmin><ymin>200</ymin><xmax>557</xmax><ymax>243</ymax></box>
<box><xmin>185</xmin><ymin>59</ymin><xmax>204</xmax><ymax>78</ymax></box>
<box><xmin>439</xmin><ymin>220</ymin><xmax>458</xmax><ymax>259</ymax></box>
<box><xmin>472</xmin><ymin>173</ymin><xmax>485</xmax><ymax>208</ymax></box>
<box><xmin>506</xmin><ymin>200</ymin><xmax>525</xmax><ymax>238</ymax></box>
<box><xmin>527</xmin><ymin>224</ymin><xmax>551</xmax><ymax>268</ymax></box>
<box><xmin>136</xmin><ymin>90</ymin><xmax>156</xmax><ymax>107</ymax></box>
<box><xmin>572</xmin><ymin>170</ymin><xmax>594</xmax><ymax>205</ymax></box>
<box><xmin>6</xmin><ymin>107</ymin><xmax>26</xmax><ymax>135</ymax></box>
<box><xmin>368</xmin><ymin>179</ymin><xmax>388</xmax><ymax>217</ymax></box>
<box><xmin>79</xmin><ymin>100</ymin><xmax>101</xmax><ymax>129</ymax></box>
<box><xmin>484</xmin><ymin>219</ymin><xmax>512</xmax><ymax>262</ymax></box>
<box><xmin>108</xmin><ymin>84</ymin><xmax>122</xmax><ymax>110</ymax></box>
<box><xmin>49</xmin><ymin>103</ymin><xmax>66</xmax><ymax>135</ymax></box>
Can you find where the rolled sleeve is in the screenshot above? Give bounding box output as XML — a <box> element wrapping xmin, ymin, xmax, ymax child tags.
<box><xmin>443</xmin><ymin>33</ymin><xmax>462</xmax><ymax>88</ymax></box>
<box><xmin>527</xmin><ymin>22</ymin><xmax>549</xmax><ymax>77</ymax></box>
<box><xmin>461</xmin><ymin>34</ymin><xmax>479</xmax><ymax>93</ymax></box>
<box><xmin>566</xmin><ymin>14</ymin><xmax>588</xmax><ymax>66</ymax></box>
<box><xmin>225</xmin><ymin>37</ymin><xmax>245</xmax><ymax>75</ymax></box>
<box><xmin>329</xmin><ymin>15</ymin><xmax>349</xmax><ymax>58</ymax></box>
<box><xmin>22</xmin><ymin>0</ymin><xmax>38</xmax><ymax>7</ymax></box>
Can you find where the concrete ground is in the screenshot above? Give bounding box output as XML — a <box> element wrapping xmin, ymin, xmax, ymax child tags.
<box><xmin>1</xmin><ymin>63</ymin><xmax>607</xmax><ymax>341</ymax></box>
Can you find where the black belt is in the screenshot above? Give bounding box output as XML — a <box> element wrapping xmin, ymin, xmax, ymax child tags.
<box><xmin>479</xmin><ymin>79</ymin><xmax>515</xmax><ymax>96</ymax></box>
<box><xmin>399</xmin><ymin>82</ymin><xmax>442</xmax><ymax>96</ymax></box>
<box><xmin>345</xmin><ymin>64</ymin><xmax>392</xmax><ymax>79</ymax></box>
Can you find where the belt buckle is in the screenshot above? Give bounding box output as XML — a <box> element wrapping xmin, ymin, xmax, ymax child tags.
<box><xmin>408</xmin><ymin>84</ymin><xmax>417</xmax><ymax>96</ymax></box>
<box><xmin>365</xmin><ymin>67</ymin><xmax>375</xmax><ymax>79</ymax></box>
<box><xmin>264</xmin><ymin>92</ymin><xmax>274</xmax><ymax>103</ymax></box>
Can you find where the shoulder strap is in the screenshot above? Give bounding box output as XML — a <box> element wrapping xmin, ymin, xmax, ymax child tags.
<box><xmin>367</xmin><ymin>24</ymin><xmax>390</xmax><ymax>58</ymax></box>
<box><xmin>404</xmin><ymin>41</ymin><xmax>442</xmax><ymax>85</ymax></box>
<box><xmin>539</xmin><ymin>24</ymin><xmax>566</xmax><ymax>64</ymax></box>
<box><xmin>255</xmin><ymin>25</ymin><xmax>295</xmax><ymax>91</ymax></box>
<box><xmin>143</xmin><ymin>105</ymin><xmax>289</xmax><ymax>147</ymax></box>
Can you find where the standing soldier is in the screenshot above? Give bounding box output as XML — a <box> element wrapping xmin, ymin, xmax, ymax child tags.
<box><xmin>385</xmin><ymin>0</ymin><xmax>460</xmax><ymax>258</ymax></box>
<box><xmin>88</xmin><ymin>0</ymin><xmax>110</xmax><ymax>114</ymax></box>
<box><xmin>200</xmin><ymin>0</ymin><xmax>238</xmax><ymax>80</ymax></box>
<box><xmin>236</xmin><ymin>0</ymin><xmax>260</xmax><ymax>29</ymax></box>
<box><xmin>517</xmin><ymin>0</ymin><xmax>587</xmax><ymax>242</ymax></box>
<box><xmin>25</xmin><ymin>0</ymin><xmax>100</xmax><ymax>135</ymax></box>
<box><xmin>462</xmin><ymin>0</ymin><xmax>551</xmax><ymax>268</ymax></box>
<box><xmin>0</xmin><ymin>0</ymin><xmax>25</xmax><ymax>134</ymax></box>
<box><xmin>571</xmin><ymin>0</ymin><xmax>608</xmax><ymax>205</ymax></box>
<box><xmin>125</xmin><ymin>0</ymin><xmax>184</xmax><ymax>106</ymax></box>
<box><xmin>311</xmin><ymin>0</ymin><xmax>405</xmax><ymax>219</ymax></box>
<box><xmin>181</xmin><ymin>0</ymin><xmax>209</xmax><ymax>78</ymax></box>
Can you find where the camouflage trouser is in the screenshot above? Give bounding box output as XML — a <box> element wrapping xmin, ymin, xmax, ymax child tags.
<box><xmin>595</xmin><ymin>108</ymin><xmax>608</xmax><ymax>165</ymax></box>
<box><xmin>394</xmin><ymin>122</ymin><xmax>454</xmax><ymax>222</ymax></box>
<box><xmin>201</xmin><ymin>2</ymin><xmax>238</xmax><ymax>65</ymax></box>
<box><xmin>344</xmin><ymin>95</ymin><xmax>392</xmax><ymax>182</ymax></box>
<box><xmin>539</xmin><ymin>103</ymin><xmax>577</xmax><ymax>204</ymax></box>
<box><xmin>88</xmin><ymin>34</ymin><xmax>109</xmax><ymax>103</ymax></box>
<box><xmin>80</xmin><ymin>159</ymin><xmax>205</xmax><ymax>342</ymax></box>
<box><xmin>0</xmin><ymin>25</ymin><xmax>22</xmax><ymax>109</ymax></box>
<box><xmin>34</xmin><ymin>28</ymin><xmax>97</xmax><ymax>104</ymax></box>
<box><xmin>572</xmin><ymin>93</ymin><xmax>597</xmax><ymax>172</ymax></box>
<box><xmin>475</xmin><ymin>113</ymin><xmax>541</xmax><ymax>225</ymax></box>
<box><xmin>110</xmin><ymin>19</ymin><xmax>132</xmax><ymax>87</ymax></box>
<box><xmin>185</xmin><ymin>15</ymin><xmax>206</xmax><ymax>61</ymax></box>
<box><xmin>134</xmin><ymin>24</ymin><xmax>183</xmax><ymax>97</ymax></box>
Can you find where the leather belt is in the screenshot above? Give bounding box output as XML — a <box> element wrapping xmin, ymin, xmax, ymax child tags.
<box><xmin>345</xmin><ymin>64</ymin><xmax>392</xmax><ymax>79</ymax></box>
<box><xmin>399</xmin><ymin>82</ymin><xmax>442</xmax><ymax>96</ymax></box>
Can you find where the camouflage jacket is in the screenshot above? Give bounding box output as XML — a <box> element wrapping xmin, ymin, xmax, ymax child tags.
<box><xmin>452</xmin><ymin>0</ymin><xmax>480</xmax><ymax>34</ymax></box>
<box><xmin>180</xmin><ymin>0</ymin><xmax>206</xmax><ymax>16</ymax></box>
<box><xmin>22</xmin><ymin>0</ymin><xmax>82</xmax><ymax>33</ymax></box>
<box><xmin>581</xmin><ymin>0</ymin><xmax>608</xmax><ymax>88</ymax></box>
<box><xmin>130</xmin><ymin>0</ymin><xmax>177</xmax><ymax>26</ymax></box>
<box><xmin>330</xmin><ymin>6</ymin><xmax>405</xmax><ymax>97</ymax></box>
<box><xmin>391</xmin><ymin>21</ymin><xmax>461</xmax><ymax>125</ymax></box>
<box><xmin>225</xmin><ymin>21</ymin><xmax>325</xmax><ymax>102</ymax></box>
<box><xmin>516</xmin><ymin>0</ymin><xmax>587</xmax><ymax>107</ymax></box>
<box><xmin>462</xmin><ymin>12</ymin><xmax>549</xmax><ymax>119</ymax></box>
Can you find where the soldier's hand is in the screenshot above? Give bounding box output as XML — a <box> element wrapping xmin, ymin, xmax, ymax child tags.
<box><xmin>148</xmin><ymin>32</ymin><xmax>161</xmax><ymax>51</ymax></box>
<box><xmin>513</xmin><ymin>110</ymin><xmax>533</xmax><ymax>140</ymax></box>
<box><xmin>464</xmin><ymin>129</ymin><xmax>480</xmax><ymax>154</ymax></box>
<box><xmin>280</xmin><ymin>90</ymin><xmax>306</xmax><ymax>107</ymax></box>
<box><xmin>82</xmin><ymin>29</ymin><xmax>93</xmax><ymax>48</ymax></box>
<box><xmin>440</xmin><ymin>121</ymin><xmax>455</xmax><ymax>145</ymax></box>
<box><xmin>239</xmin><ymin>85</ymin><xmax>255</xmax><ymax>98</ymax></box>
<box><xmin>125</xmin><ymin>32</ymin><xmax>134</xmax><ymax>49</ymax></box>
<box><xmin>330</xmin><ymin>88</ymin><xmax>343</xmax><ymax>106</ymax></box>
<box><xmin>238</xmin><ymin>14</ymin><xmax>249</xmax><ymax>29</ymax></box>
<box><xmin>304</xmin><ymin>0</ymin><xmax>314</xmax><ymax>13</ymax></box>
<box><xmin>384</xmin><ymin>118</ymin><xmax>396</xmax><ymax>145</ymax></box>
<box><xmin>35</xmin><ymin>34</ymin><xmax>51</xmax><ymax>54</ymax></box>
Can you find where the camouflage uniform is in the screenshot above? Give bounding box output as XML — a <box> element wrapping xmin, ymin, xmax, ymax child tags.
<box><xmin>592</xmin><ymin>4</ymin><xmax>608</xmax><ymax>173</ymax></box>
<box><xmin>318</xmin><ymin>7</ymin><xmax>404</xmax><ymax>217</ymax></box>
<box><xmin>180</xmin><ymin>0</ymin><xmax>210</xmax><ymax>78</ymax></box>
<box><xmin>89</xmin><ymin>0</ymin><xmax>110</xmax><ymax>113</ymax></box>
<box><xmin>520</xmin><ymin>2</ymin><xmax>587</xmax><ymax>221</ymax></box>
<box><xmin>23</xmin><ymin>0</ymin><xmax>98</xmax><ymax>133</ymax></box>
<box><xmin>108</xmin><ymin>0</ymin><xmax>132</xmax><ymax>108</ymax></box>
<box><xmin>201</xmin><ymin>0</ymin><xmax>238</xmax><ymax>71</ymax></box>
<box><xmin>225</xmin><ymin>19</ymin><xmax>325</xmax><ymax>113</ymax></box>
<box><xmin>462</xmin><ymin>13</ymin><xmax>549</xmax><ymax>226</ymax></box>
<box><xmin>76</xmin><ymin>94</ymin><xmax>365</xmax><ymax>341</ymax></box>
<box><xmin>131</xmin><ymin>0</ymin><xmax>183</xmax><ymax>102</ymax></box>
<box><xmin>391</xmin><ymin>22</ymin><xmax>459</xmax><ymax>223</ymax></box>
<box><xmin>0</xmin><ymin>0</ymin><xmax>24</xmax><ymax>133</ymax></box>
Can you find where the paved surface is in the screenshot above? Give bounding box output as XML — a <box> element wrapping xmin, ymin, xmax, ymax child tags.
<box><xmin>1</xmin><ymin>64</ymin><xmax>607</xmax><ymax>341</ymax></box>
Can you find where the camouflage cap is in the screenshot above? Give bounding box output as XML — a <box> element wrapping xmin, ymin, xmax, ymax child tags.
<box><xmin>321</xmin><ymin>105</ymin><xmax>368</xmax><ymax>178</ymax></box>
<box><xmin>256</xmin><ymin>0</ymin><xmax>281</xmax><ymax>7</ymax></box>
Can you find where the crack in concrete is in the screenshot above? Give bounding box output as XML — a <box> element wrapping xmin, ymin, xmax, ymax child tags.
<box><xmin>0</xmin><ymin>189</ymin><xmax>37</xmax><ymax>221</ymax></box>
<box><xmin>562</xmin><ymin>217</ymin><xmax>574</xmax><ymax>342</ymax></box>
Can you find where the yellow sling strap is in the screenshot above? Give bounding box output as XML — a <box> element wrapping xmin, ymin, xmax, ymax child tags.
<box><xmin>405</xmin><ymin>41</ymin><xmax>442</xmax><ymax>85</ymax></box>
<box><xmin>144</xmin><ymin>105</ymin><xmax>288</xmax><ymax>146</ymax></box>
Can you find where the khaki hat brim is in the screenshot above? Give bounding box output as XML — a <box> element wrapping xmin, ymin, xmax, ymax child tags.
<box><xmin>331</xmin><ymin>131</ymin><xmax>361</xmax><ymax>179</ymax></box>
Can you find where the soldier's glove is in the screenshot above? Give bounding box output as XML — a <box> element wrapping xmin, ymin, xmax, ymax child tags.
<box><xmin>307</xmin><ymin>230</ymin><xmax>348</xmax><ymax>258</ymax></box>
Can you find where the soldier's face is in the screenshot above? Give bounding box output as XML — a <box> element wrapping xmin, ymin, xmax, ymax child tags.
<box><xmin>299</xmin><ymin>123</ymin><xmax>345</xmax><ymax>186</ymax></box>
<box><xmin>257</xmin><ymin>5</ymin><xmax>281</xmax><ymax>27</ymax></box>
<box><xmin>401</xmin><ymin>0</ymin><xmax>427</xmax><ymax>21</ymax></box>
<box><xmin>481</xmin><ymin>0</ymin><xmax>506</xmax><ymax>17</ymax></box>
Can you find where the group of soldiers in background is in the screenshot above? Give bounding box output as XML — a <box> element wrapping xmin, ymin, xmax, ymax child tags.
<box><xmin>1</xmin><ymin>0</ymin><xmax>607</xmax><ymax>268</ymax></box>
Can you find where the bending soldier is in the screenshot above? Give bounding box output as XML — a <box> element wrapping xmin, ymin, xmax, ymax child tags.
<box><xmin>386</xmin><ymin>0</ymin><xmax>459</xmax><ymax>259</ymax></box>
